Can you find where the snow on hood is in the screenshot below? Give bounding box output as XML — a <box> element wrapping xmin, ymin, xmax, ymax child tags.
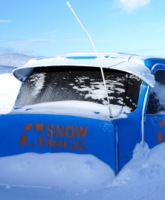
<box><xmin>13</xmin><ymin>54</ymin><xmax>155</xmax><ymax>87</ymax></box>
<box><xmin>0</xmin><ymin>153</ymin><xmax>115</xmax><ymax>192</ymax></box>
<box><xmin>12</xmin><ymin>101</ymin><xmax>128</xmax><ymax>120</ymax></box>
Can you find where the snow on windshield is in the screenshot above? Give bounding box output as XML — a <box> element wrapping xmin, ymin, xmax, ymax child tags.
<box><xmin>14</xmin><ymin>67</ymin><xmax>142</xmax><ymax>116</ymax></box>
<box><xmin>28</xmin><ymin>73</ymin><xmax>45</xmax><ymax>96</ymax></box>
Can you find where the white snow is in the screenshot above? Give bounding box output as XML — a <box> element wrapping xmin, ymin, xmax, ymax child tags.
<box><xmin>152</xmin><ymin>82</ymin><xmax>165</xmax><ymax>108</ymax></box>
<box><xmin>0</xmin><ymin>52</ymin><xmax>34</xmax><ymax>68</ymax></box>
<box><xmin>1</xmin><ymin>142</ymin><xmax>165</xmax><ymax>199</ymax></box>
<box><xmin>0</xmin><ymin>73</ymin><xmax>20</xmax><ymax>113</ymax></box>
<box><xmin>1</xmin><ymin>70</ymin><xmax>165</xmax><ymax>199</ymax></box>
<box><xmin>12</xmin><ymin>101</ymin><xmax>129</xmax><ymax>120</ymax></box>
<box><xmin>13</xmin><ymin>53</ymin><xmax>155</xmax><ymax>87</ymax></box>
<box><xmin>29</xmin><ymin>73</ymin><xmax>46</xmax><ymax>96</ymax></box>
<box><xmin>0</xmin><ymin>153</ymin><xmax>114</xmax><ymax>193</ymax></box>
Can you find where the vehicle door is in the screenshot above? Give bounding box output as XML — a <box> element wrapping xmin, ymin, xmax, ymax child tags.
<box><xmin>145</xmin><ymin>65</ymin><xmax>165</xmax><ymax>147</ymax></box>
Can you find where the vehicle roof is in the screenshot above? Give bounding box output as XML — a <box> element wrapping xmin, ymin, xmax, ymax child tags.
<box><xmin>13</xmin><ymin>53</ymin><xmax>165</xmax><ymax>87</ymax></box>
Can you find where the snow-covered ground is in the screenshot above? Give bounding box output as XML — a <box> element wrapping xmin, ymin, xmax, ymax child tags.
<box><xmin>0</xmin><ymin>52</ymin><xmax>34</xmax><ymax>68</ymax></box>
<box><xmin>0</xmin><ymin>71</ymin><xmax>165</xmax><ymax>199</ymax></box>
<box><xmin>0</xmin><ymin>73</ymin><xmax>20</xmax><ymax>113</ymax></box>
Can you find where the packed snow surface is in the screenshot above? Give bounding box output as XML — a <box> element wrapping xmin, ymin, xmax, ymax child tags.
<box><xmin>0</xmin><ymin>52</ymin><xmax>34</xmax><ymax>68</ymax></box>
<box><xmin>1</xmin><ymin>143</ymin><xmax>165</xmax><ymax>199</ymax></box>
<box><xmin>0</xmin><ymin>74</ymin><xmax>20</xmax><ymax>113</ymax></box>
<box><xmin>0</xmin><ymin>153</ymin><xmax>115</xmax><ymax>192</ymax></box>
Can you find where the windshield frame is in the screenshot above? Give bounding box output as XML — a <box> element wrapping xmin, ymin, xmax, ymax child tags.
<box><xmin>14</xmin><ymin>66</ymin><xmax>142</xmax><ymax>116</ymax></box>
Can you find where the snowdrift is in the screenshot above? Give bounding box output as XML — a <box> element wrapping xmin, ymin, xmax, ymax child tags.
<box><xmin>0</xmin><ymin>142</ymin><xmax>165</xmax><ymax>200</ymax></box>
<box><xmin>0</xmin><ymin>153</ymin><xmax>114</xmax><ymax>192</ymax></box>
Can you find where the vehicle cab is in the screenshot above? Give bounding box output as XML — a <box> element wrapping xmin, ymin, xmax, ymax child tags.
<box><xmin>0</xmin><ymin>53</ymin><xmax>165</xmax><ymax>174</ymax></box>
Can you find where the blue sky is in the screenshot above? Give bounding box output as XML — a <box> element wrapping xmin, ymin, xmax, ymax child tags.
<box><xmin>0</xmin><ymin>0</ymin><xmax>165</xmax><ymax>57</ymax></box>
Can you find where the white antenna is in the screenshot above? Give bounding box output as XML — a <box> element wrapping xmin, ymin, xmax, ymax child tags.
<box><xmin>66</xmin><ymin>2</ymin><xmax>97</xmax><ymax>53</ymax></box>
<box><xmin>66</xmin><ymin>1</ymin><xmax>112</xmax><ymax>117</ymax></box>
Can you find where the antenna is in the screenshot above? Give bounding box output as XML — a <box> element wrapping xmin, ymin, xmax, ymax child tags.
<box><xmin>66</xmin><ymin>1</ymin><xmax>112</xmax><ymax>117</ymax></box>
<box><xmin>66</xmin><ymin>2</ymin><xmax>97</xmax><ymax>53</ymax></box>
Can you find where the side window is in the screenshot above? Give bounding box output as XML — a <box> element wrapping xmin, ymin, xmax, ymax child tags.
<box><xmin>147</xmin><ymin>70</ymin><xmax>165</xmax><ymax>114</ymax></box>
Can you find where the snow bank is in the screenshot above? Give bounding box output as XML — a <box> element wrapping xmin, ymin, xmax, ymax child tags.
<box><xmin>0</xmin><ymin>153</ymin><xmax>115</xmax><ymax>192</ymax></box>
<box><xmin>113</xmin><ymin>142</ymin><xmax>165</xmax><ymax>186</ymax></box>
<box><xmin>0</xmin><ymin>74</ymin><xmax>20</xmax><ymax>113</ymax></box>
<box><xmin>0</xmin><ymin>52</ymin><xmax>34</xmax><ymax>68</ymax></box>
<box><xmin>1</xmin><ymin>143</ymin><xmax>165</xmax><ymax>199</ymax></box>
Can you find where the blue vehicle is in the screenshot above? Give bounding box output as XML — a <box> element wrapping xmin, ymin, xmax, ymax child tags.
<box><xmin>0</xmin><ymin>53</ymin><xmax>165</xmax><ymax>174</ymax></box>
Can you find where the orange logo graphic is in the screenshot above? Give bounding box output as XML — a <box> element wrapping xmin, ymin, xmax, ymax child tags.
<box><xmin>158</xmin><ymin>119</ymin><xmax>165</xmax><ymax>143</ymax></box>
<box><xmin>20</xmin><ymin>123</ymin><xmax>88</xmax><ymax>151</ymax></box>
<box><xmin>20</xmin><ymin>123</ymin><xmax>44</xmax><ymax>147</ymax></box>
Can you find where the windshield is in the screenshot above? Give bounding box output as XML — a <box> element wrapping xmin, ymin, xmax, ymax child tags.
<box><xmin>15</xmin><ymin>66</ymin><xmax>142</xmax><ymax>115</ymax></box>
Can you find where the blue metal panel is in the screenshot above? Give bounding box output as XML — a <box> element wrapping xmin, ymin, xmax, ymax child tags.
<box><xmin>66</xmin><ymin>56</ymin><xmax>98</xmax><ymax>60</ymax></box>
<box><xmin>145</xmin><ymin>115</ymin><xmax>165</xmax><ymax>148</ymax></box>
<box><xmin>113</xmin><ymin>82</ymin><xmax>148</xmax><ymax>170</ymax></box>
<box><xmin>144</xmin><ymin>58</ymin><xmax>165</xmax><ymax>70</ymax></box>
<box><xmin>114</xmin><ymin>113</ymin><xmax>142</xmax><ymax>170</ymax></box>
<box><xmin>0</xmin><ymin>113</ymin><xmax>116</xmax><ymax>172</ymax></box>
